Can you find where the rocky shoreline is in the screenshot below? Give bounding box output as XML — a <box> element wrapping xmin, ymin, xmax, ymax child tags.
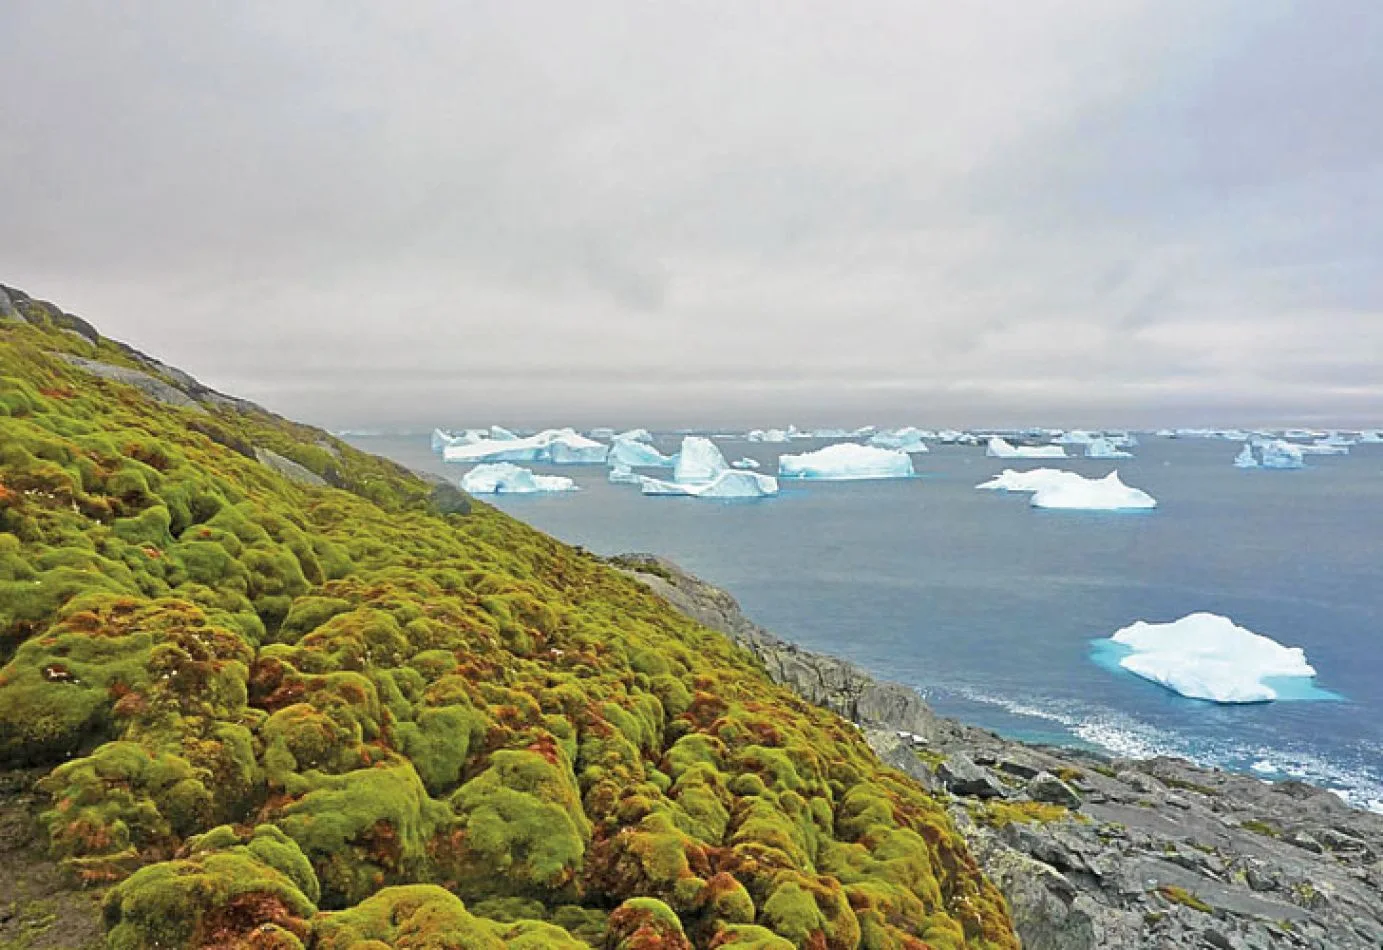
<box><xmin>616</xmin><ymin>553</ymin><xmax>1383</xmax><ymax>950</ymax></box>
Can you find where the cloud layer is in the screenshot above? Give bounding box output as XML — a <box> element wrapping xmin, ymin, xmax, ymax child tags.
<box><xmin>3</xmin><ymin>1</ymin><xmax>1379</xmax><ymax>429</ymax></box>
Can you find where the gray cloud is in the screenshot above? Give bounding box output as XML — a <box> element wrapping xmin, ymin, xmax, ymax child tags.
<box><xmin>2</xmin><ymin>0</ymin><xmax>1380</xmax><ymax>430</ymax></box>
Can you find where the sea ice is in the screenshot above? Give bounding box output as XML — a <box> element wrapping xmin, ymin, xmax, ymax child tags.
<box><xmin>868</xmin><ymin>427</ymin><xmax>930</xmax><ymax>453</ymax></box>
<box><xmin>731</xmin><ymin>457</ymin><xmax>761</xmax><ymax>470</ymax></box>
<box><xmin>640</xmin><ymin>469</ymin><xmax>779</xmax><ymax>498</ymax></box>
<box><xmin>1084</xmin><ymin>437</ymin><xmax>1133</xmax><ymax>459</ymax></box>
<box><xmin>490</xmin><ymin>425</ymin><xmax>519</xmax><ymax>441</ymax></box>
<box><xmin>747</xmin><ymin>428</ymin><xmax>793</xmax><ymax>443</ymax></box>
<box><xmin>1246</xmin><ymin>440</ymin><xmax>1306</xmax><ymax>470</ymax></box>
<box><xmin>1053</xmin><ymin>429</ymin><xmax>1097</xmax><ymax>445</ymax></box>
<box><xmin>1359</xmin><ymin>430</ymin><xmax>1382</xmax><ymax>443</ymax></box>
<box><xmin>986</xmin><ymin>437</ymin><xmax>1068</xmax><ymax>459</ymax></box>
<box><xmin>608</xmin><ymin>437</ymin><xmax>674</xmax><ymax>468</ymax></box>
<box><xmin>1029</xmin><ymin>471</ymin><xmax>1156</xmax><ymax>510</ymax></box>
<box><xmin>1234</xmin><ymin>444</ymin><xmax>1258</xmax><ymax>469</ymax></box>
<box><xmin>614</xmin><ymin>428</ymin><xmax>652</xmax><ymax>443</ymax></box>
<box><xmin>778</xmin><ymin>443</ymin><xmax>914</xmax><ymax>480</ymax></box>
<box><xmin>673</xmin><ymin>436</ymin><xmax>730</xmax><ymax>483</ymax></box>
<box><xmin>1103</xmin><ymin>613</ymin><xmax>1317</xmax><ymax>703</ymax></box>
<box><xmin>443</xmin><ymin>428</ymin><xmax>609</xmax><ymax>465</ymax></box>
<box><xmin>608</xmin><ymin>463</ymin><xmax>641</xmax><ymax>485</ymax></box>
<box><xmin>460</xmin><ymin>463</ymin><xmax>577</xmax><ymax>494</ymax></box>
<box><xmin>1299</xmin><ymin>441</ymin><xmax>1350</xmax><ymax>456</ymax></box>
<box><xmin>976</xmin><ymin>468</ymin><xmax>1082</xmax><ymax>493</ymax></box>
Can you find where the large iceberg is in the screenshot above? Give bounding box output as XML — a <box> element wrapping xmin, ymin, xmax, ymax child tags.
<box><xmin>640</xmin><ymin>469</ymin><xmax>779</xmax><ymax>498</ymax></box>
<box><xmin>460</xmin><ymin>463</ymin><xmax>577</xmax><ymax>494</ymax></box>
<box><xmin>608</xmin><ymin>437</ymin><xmax>674</xmax><ymax>468</ymax></box>
<box><xmin>1100</xmin><ymin>613</ymin><xmax>1318</xmax><ymax>703</ymax></box>
<box><xmin>673</xmin><ymin>436</ymin><xmax>730</xmax><ymax>483</ymax></box>
<box><xmin>614</xmin><ymin>428</ymin><xmax>652</xmax><ymax>443</ymax></box>
<box><xmin>1234</xmin><ymin>444</ymin><xmax>1258</xmax><ymax>469</ymax></box>
<box><xmin>868</xmin><ymin>427</ymin><xmax>930</xmax><ymax>453</ymax></box>
<box><xmin>986</xmin><ymin>437</ymin><xmax>1068</xmax><ymax>459</ymax></box>
<box><xmin>747</xmin><ymin>428</ymin><xmax>793</xmax><ymax>443</ymax></box>
<box><xmin>443</xmin><ymin>428</ymin><xmax>609</xmax><ymax>465</ymax></box>
<box><xmin>1084</xmin><ymin>437</ymin><xmax>1133</xmax><ymax>459</ymax></box>
<box><xmin>1029</xmin><ymin>471</ymin><xmax>1156</xmax><ymax>510</ymax></box>
<box><xmin>778</xmin><ymin>443</ymin><xmax>914</xmax><ymax>480</ymax></box>
<box><xmin>1236</xmin><ymin>439</ymin><xmax>1305</xmax><ymax>470</ymax></box>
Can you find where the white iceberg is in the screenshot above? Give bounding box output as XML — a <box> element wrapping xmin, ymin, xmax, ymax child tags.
<box><xmin>1084</xmin><ymin>437</ymin><xmax>1133</xmax><ymax>459</ymax></box>
<box><xmin>747</xmin><ymin>428</ymin><xmax>793</xmax><ymax>443</ymax></box>
<box><xmin>1234</xmin><ymin>444</ymin><xmax>1259</xmax><ymax>469</ymax></box>
<box><xmin>608</xmin><ymin>463</ymin><xmax>641</xmax><ymax>485</ymax></box>
<box><xmin>443</xmin><ymin>428</ymin><xmax>609</xmax><ymax>465</ymax></box>
<box><xmin>868</xmin><ymin>427</ymin><xmax>930</xmax><ymax>453</ymax></box>
<box><xmin>1030</xmin><ymin>471</ymin><xmax>1156</xmax><ymax>510</ymax></box>
<box><xmin>673</xmin><ymin>436</ymin><xmax>730</xmax><ymax>483</ymax></box>
<box><xmin>976</xmin><ymin>468</ymin><xmax>1082</xmax><ymax>493</ymax></box>
<box><xmin>731</xmin><ymin>457</ymin><xmax>761</xmax><ymax>470</ymax></box>
<box><xmin>1053</xmin><ymin>429</ymin><xmax>1098</xmax><ymax>445</ymax></box>
<box><xmin>614</xmin><ymin>428</ymin><xmax>652</xmax><ymax>443</ymax></box>
<box><xmin>608</xmin><ymin>438</ymin><xmax>674</xmax><ymax>468</ymax></box>
<box><xmin>937</xmin><ymin>429</ymin><xmax>981</xmax><ymax>445</ymax></box>
<box><xmin>1299</xmin><ymin>441</ymin><xmax>1349</xmax><ymax>456</ymax></box>
<box><xmin>588</xmin><ymin>427</ymin><xmax>616</xmax><ymax>440</ymax></box>
<box><xmin>640</xmin><ymin>469</ymin><xmax>779</xmax><ymax>498</ymax></box>
<box><xmin>1244</xmin><ymin>439</ymin><xmax>1305</xmax><ymax>470</ymax></box>
<box><xmin>986</xmin><ymin>437</ymin><xmax>1068</xmax><ymax>459</ymax></box>
<box><xmin>778</xmin><ymin>443</ymin><xmax>914</xmax><ymax>480</ymax></box>
<box><xmin>1358</xmin><ymin>430</ymin><xmax>1382</xmax><ymax>444</ymax></box>
<box><xmin>460</xmin><ymin>463</ymin><xmax>577</xmax><ymax>494</ymax></box>
<box><xmin>1103</xmin><ymin>613</ymin><xmax>1317</xmax><ymax>703</ymax></box>
<box><xmin>489</xmin><ymin>425</ymin><xmax>519</xmax><ymax>441</ymax></box>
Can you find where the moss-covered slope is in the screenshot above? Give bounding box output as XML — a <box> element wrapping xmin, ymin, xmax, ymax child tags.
<box><xmin>0</xmin><ymin>286</ymin><xmax>1015</xmax><ymax>949</ymax></box>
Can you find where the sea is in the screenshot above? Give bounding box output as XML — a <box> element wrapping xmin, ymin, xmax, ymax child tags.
<box><xmin>344</xmin><ymin>431</ymin><xmax>1383</xmax><ymax>812</ymax></box>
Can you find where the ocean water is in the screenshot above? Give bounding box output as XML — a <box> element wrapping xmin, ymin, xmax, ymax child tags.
<box><xmin>347</xmin><ymin>433</ymin><xmax>1383</xmax><ymax>810</ymax></box>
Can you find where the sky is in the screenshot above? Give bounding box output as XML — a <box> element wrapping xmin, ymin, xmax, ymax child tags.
<box><xmin>2</xmin><ymin>1</ymin><xmax>1380</xmax><ymax>430</ymax></box>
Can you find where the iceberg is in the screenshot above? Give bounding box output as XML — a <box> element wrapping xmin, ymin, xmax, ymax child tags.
<box><xmin>1299</xmin><ymin>441</ymin><xmax>1349</xmax><ymax>456</ymax></box>
<box><xmin>1241</xmin><ymin>439</ymin><xmax>1305</xmax><ymax>470</ymax></box>
<box><xmin>614</xmin><ymin>428</ymin><xmax>652</xmax><ymax>443</ymax></box>
<box><xmin>608</xmin><ymin>463</ymin><xmax>641</xmax><ymax>485</ymax></box>
<box><xmin>460</xmin><ymin>463</ymin><xmax>577</xmax><ymax>494</ymax></box>
<box><xmin>443</xmin><ymin>428</ymin><xmax>608</xmax><ymax>465</ymax></box>
<box><xmin>640</xmin><ymin>469</ymin><xmax>779</xmax><ymax>498</ymax></box>
<box><xmin>1101</xmin><ymin>613</ymin><xmax>1317</xmax><ymax>703</ymax></box>
<box><xmin>976</xmin><ymin>468</ymin><xmax>1082</xmax><ymax>493</ymax></box>
<box><xmin>868</xmin><ymin>427</ymin><xmax>930</xmax><ymax>453</ymax></box>
<box><xmin>1358</xmin><ymin>430</ymin><xmax>1382</xmax><ymax>444</ymax></box>
<box><xmin>431</xmin><ymin>428</ymin><xmax>454</xmax><ymax>452</ymax></box>
<box><xmin>1053</xmin><ymin>429</ymin><xmax>1097</xmax><ymax>445</ymax></box>
<box><xmin>778</xmin><ymin>443</ymin><xmax>914</xmax><ymax>480</ymax></box>
<box><xmin>747</xmin><ymin>428</ymin><xmax>793</xmax><ymax>443</ymax></box>
<box><xmin>731</xmin><ymin>457</ymin><xmax>761</xmax><ymax>470</ymax></box>
<box><xmin>986</xmin><ymin>437</ymin><xmax>1067</xmax><ymax>459</ymax></box>
<box><xmin>1084</xmin><ymin>437</ymin><xmax>1133</xmax><ymax>459</ymax></box>
<box><xmin>1234</xmin><ymin>444</ymin><xmax>1258</xmax><ymax>469</ymax></box>
<box><xmin>608</xmin><ymin>438</ymin><xmax>674</xmax><ymax>468</ymax></box>
<box><xmin>489</xmin><ymin>425</ymin><xmax>519</xmax><ymax>441</ymax></box>
<box><xmin>1029</xmin><ymin>471</ymin><xmax>1156</xmax><ymax>510</ymax></box>
<box><xmin>672</xmin><ymin>436</ymin><xmax>730</xmax><ymax>483</ymax></box>
<box><xmin>588</xmin><ymin>427</ymin><xmax>616</xmax><ymax>439</ymax></box>
<box><xmin>936</xmin><ymin>429</ymin><xmax>980</xmax><ymax>445</ymax></box>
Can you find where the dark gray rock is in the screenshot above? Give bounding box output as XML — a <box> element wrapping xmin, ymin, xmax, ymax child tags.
<box><xmin>253</xmin><ymin>448</ymin><xmax>327</xmax><ymax>487</ymax></box>
<box><xmin>0</xmin><ymin>286</ymin><xmax>18</xmax><ymax>321</ymax></box>
<box><xmin>1028</xmin><ymin>771</ymin><xmax>1082</xmax><ymax>808</ymax></box>
<box><xmin>61</xmin><ymin>354</ymin><xmax>205</xmax><ymax>411</ymax></box>
<box><xmin>938</xmin><ymin>753</ymin><xmax>1008</xmax><ymax>798</ymax></box>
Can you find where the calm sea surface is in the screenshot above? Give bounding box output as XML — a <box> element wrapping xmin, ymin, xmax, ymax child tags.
<box><xmin>346</xmin><ymin>432</ymin><xmax>1383</xmax><ymax>810</ymax></box>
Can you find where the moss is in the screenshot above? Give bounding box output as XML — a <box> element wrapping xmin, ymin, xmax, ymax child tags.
<box><xmin>710</xmin><ymin>924</ymin><xmax>796</xmax><ymax>948</ymax></box>
<box><xmin>971</xmin><ymin>800</ymin><xmax>1073</xmax><ymax>829</ymax></box>
<box><xmin>606</xmin><ymin>897</ymin><xmax>691</xmax><ymax>950</ymax></box>
<box><xmin>1156</xmin><ymin>884</ymin><xmax>1212</xmax><ymax>913</ymax></box>
<box><xmin>1240</xmin><ymin>819</ymin><xmax>1280</xmax><ymax>838</ymax></box>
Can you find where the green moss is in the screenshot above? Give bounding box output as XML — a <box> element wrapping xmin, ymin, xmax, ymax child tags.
<box><xmin>1156</xmin><ymin>884</ymin><xmax>1212</xmax><ymax>913</ymax></box>
<box><xmin>1240</xmin><ymin>818</ymin><xmax>1280</xmax><ymax>838</ymax></box>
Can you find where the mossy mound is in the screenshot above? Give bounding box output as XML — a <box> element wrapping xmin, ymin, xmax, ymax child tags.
<box><xmin>0</xmin><ymin>289</ymin><xmax>1016</xmax><ymax>947</ymax></box>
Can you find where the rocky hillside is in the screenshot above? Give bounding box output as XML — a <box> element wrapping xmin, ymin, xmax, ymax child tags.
<box><xmin>0</xmin><ymin>282</ymin><xmax>1016</xmax><ymax>949</ymax></box>
<box><xmin>618</xmin><ymin>556</ymin><xmax>1383</xmax><ymax>950</ymax></box>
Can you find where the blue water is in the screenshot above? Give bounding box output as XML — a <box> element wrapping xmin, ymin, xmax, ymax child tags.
<box><xmin>347</xmin><ymin>433</ymin><xmax>1383</xmax><ymax>810</ymax></box>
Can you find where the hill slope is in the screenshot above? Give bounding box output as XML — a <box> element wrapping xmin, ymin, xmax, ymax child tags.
<box><xmin>0</xmin><ymin>284</ymin><xmax>1015</xmax><ymax>949</ymax></box>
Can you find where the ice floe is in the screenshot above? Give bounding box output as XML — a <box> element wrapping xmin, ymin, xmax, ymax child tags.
<box><xmin>747</xmin><ymin>428</ymin><xmax>793</xmax><ymax>443</ymax></box>
<box><xmin>1100</xmin><ymin>613</ymin><xmax>1318</xmax><ymax>703</ymax></box>
<box><xmin>778</xmin><ymin>443</ymin><xmax>915</xmax><ymax>480</ymax></box>
<box><xmin>1236</xmin><ymin>440</ymin><xmax>1305</xmax><ymax>470</ymax></box>
<box><xmin>608</xmin><ymin>437</ymin><xmax>674</xmax><ymax>468</ymax></box>
<box><xmin>986</xmin><ymin>437</ymin><xmax>1068</xmax><ymax>459</ymax></box>
<box><xmin>640</xmin><ymin>469</ymin><xmax>779</xmax><ymax>498</ymax></box>
<box><xmin>608</xmin><ymin>463</ymin><xmax>641</xmax><ymax>485</ymax></box>
<box><xmin>1084</xmin><ymin>437</ymin><xmax>1133</xmax><ymax>459</ymax></box>
<box><xmin>443</xmin><ymin>428</ymin><xmax>608</xmax><ymax>465</ymax></box>
<box><xmin>868</xmin><ymin>427</ymin><xmax>930</xmax><ymax>453</ymax></box>
<box><xmin>460</xmin><ymin>463</ymin><xmax>578</xmax><ymax>494</ymax></box>
<box><xmin>673</xmin><ymin>436</ymin><xmax>730</xmax><ymax>483</ymax></box>
<box><xmin>1030</xmin><ymin>471</ymin><xmax>1156</xmax><ymax>510</ymax></box>
<box><xmin>976</xmin><ymin>468</ymin><xmax>1080</xmax><ymax>493</ymax></box>
<box><xmin>731</xmin><ymin>457</ymin><xmax>761</xmax><ymax>470</ymax></box>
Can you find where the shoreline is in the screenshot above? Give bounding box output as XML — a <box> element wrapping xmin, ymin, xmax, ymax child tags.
<box><xmin>615</xmin><ymin>552</ymin><xmax>1383</xmax><ymax>950</ymax></box>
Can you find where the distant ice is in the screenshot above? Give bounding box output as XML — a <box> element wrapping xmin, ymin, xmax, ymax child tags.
<box><xmin>731</xmin><ymin>457</ymin><xmax>761</xmax><ymax>470</ymax></box>
<box><xmin>778</xmin><ymin>443</ymin><xmax>915</xmax><ymax>480</ymax></box>
<box><xmin>614</xmin><ymin>428</ymin><xmax>652</xmax><ymax>443</ymax></box>
<box><xmin>1234</xmin><ymin>444</ymin><xmax>1258</xmax><ymax>469</ymax></box>
<box><xmin>1236</xmin><ymin>439</ymin><xmax>1305</xmax><ymax>470</ymax></box>
<box><xmin>461</xmin><ymin>462</ymin><xmax>577</xmax><ymax>494</ymax></box>
<box><xmin>588</xmin><ymin>427</ymin><xmax>616</xmax><ymax>440</ymax></box>
<box><xmin>937</xmin><ymin>429</ymin><xmax>981</xmax><ymax>445</ymax></box>
<box><xmin>443</xmin><ymin>428</ymin><xmax>608</xmax><ymax>465</ymax></box>
<box><xmin>1084</xmin><ymin>437</ymin><xmax>1133</xmax><ymax>459</ymax></box>
<box><xmin>1100</xmin><ymin>613</ymin><xmax>1318</xmax><ymax>703</ymax></box>
<box><xmin>1030</xmin><ymin>471</ymin><xmax>1156</xmax><ymax>510</ymax></box>
<box><xmin>608</xmin><ymin>463</ymin><xmax>641</xmax><ymax>485</ymax></box>
<box><xmin>1359</xmin><ymin>430</ymin><xmax>1382</xmax><ymax>444</ymax></box>
<box><xmin>747</xmin><ymin>428</ymin><xmax>793</xmax><ymax>443</ymax></box>
<box><xmin>976</xmin><ymin>468</ymin><xmax>1080</xmax><ymax>493</ymax></box>
<box><xmin>986</xmin><ymin>437</ymin><xmax>1068</xmax><ymax>459</ymax></box>
<box><xmin>868</xmin><ymin>427</ymin><xmax>930</xmax><ymax>453</ymax></box>
<box><xmin>608</xmin><ymin>437</ymin><xmax>674</xmax><ymax>468</ymax></box>
<box><xmin>1299</xmin><ymin>441</ymin><xmax>1350</xmax><ymax>456</ymax></box>
<box><xmin>1053</xmin><ymin>429</ymin><xmax>1097</xmax><ymax>445</ymax></box>
<box><xmin>673</xmin><ymin>436</ymin><xmax>730</xmax><ymax>483</ymax></box>
<box><xmin>640</xmin><ymin>469</ymin><xmax>779</xmax><ymax>498</ymax></box>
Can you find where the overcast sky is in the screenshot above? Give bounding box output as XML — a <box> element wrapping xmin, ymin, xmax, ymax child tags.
<box><xmin>2</xmin><ymin>1</ymin><xmax>1380</xmax><ymax>429</ymax></box>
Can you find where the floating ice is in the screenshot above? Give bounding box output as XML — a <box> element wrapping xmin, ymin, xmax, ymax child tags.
<box><xmin>976</xmin><ymin>468</ymin><xmax>1081</xmax><ymax>493</ymax></box>
<box><xmin>640</xmin><ymin>469</ymin><xmax>779</xmax><ymax>498</ymax></box>
<box><xmin>1359</xmin><ymin>430</ymin><xmax>1383</xmax><ymax>444</ymax></box>
<box><xmin>608</xmin><ymin>463</ymin><xmax>641</xmax><ymax>485</ymax></box>
<box><xmin>1100</xmin><ymin>613</ymin><xmax>1318</xmax><ymax>703</ymax></box>
<box><xmin>673</xmin><ymin>436</ymin><xmax>730</xmax><ymax>483</ymax></box>
<box><xmin>1299</xmin><ymin>441</ymin><xmax>1349</xmax><ymax>456</ymax></box>
<box><xmin>614</xmin><ymin>428</ymin><xmax>652</xmax><ymax>443</ymax></box>
<box><xmin>1234</xmin><ymin>444</ymin><xmax>1259</xmax><ymax>469</ymax></box>
<box><xmin>868</xmin><ymin>427</ymin><xmax>930</xmax><ymax>453</ymax></box>
<box><xmin>747</xmin><ymin>428</ymin><xmax>793</xmax><ymax>443</ymax></box>
<box><xmin>937</xmin><ymin>429</ymin><xmax>981</xmax><ymax>445</ymax></box>
<box><xmin>489</xmin><ymin>425</ymin><xmax>519</xmax><ymax>441</ymax></box>
<box><xmin>1029</xmin><ymin>471</ymin><xmax>1156</xmax><ymax>510</ymax></box>
<box><xmin>1084</xmin><ymin>437</ymin><xmax>1133</xmax><ymax>459</ymax></box>
<box><xmin>443</xmin><ymin>428</ymin><xmax>608</xmax><ymax>465</ymax></box>
<box><xmin>460</xmin><ymin>463</ymin><xmax>577</xmax><ymax>494</ymax></box>
<box><xmin>1238</xmin><ymin>440</ymin><xmax>1305</xmax><ymax>470</ymax></box>
<box><xmin>731</xmin><ymin>457</ymin><xmax>761</xmax><ymax>470</ymax></box>
<box><xmin>1053</xmin><ymin>429</ymin><xmax>1097</xmax><ymax>445</ymax></box>
<box><xmin>608</xmin><ymin>437</ymin><xmax>674</xmax><ymax>468</ymax></box>
<box><xmin>986</xmin><ymin>437</ymin><xmax>1068</xmax><ymax>459</ymax></box>
<box><xmin>778</xmin><ymin>443</ymin><xmax>914</xmax><ymax>480</ymax></box>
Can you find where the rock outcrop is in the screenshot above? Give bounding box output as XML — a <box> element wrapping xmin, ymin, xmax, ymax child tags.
<box><xmin>622</xmin><ymin>555</ymin><xmax>1383</xmax><ymax>950</ymax></box>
